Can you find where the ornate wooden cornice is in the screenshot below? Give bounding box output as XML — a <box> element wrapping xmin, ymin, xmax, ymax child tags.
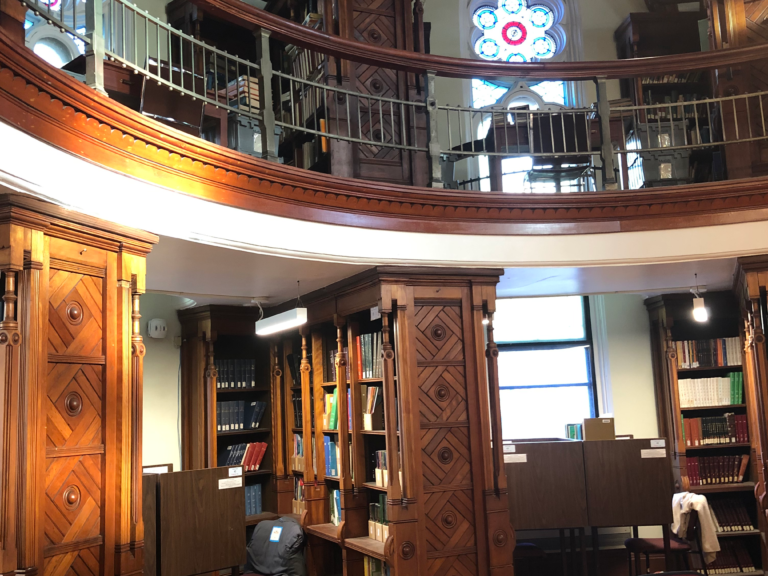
<box><xmin>193</xmin><ymin>0</ymin><xmax>768</xmax><ymax>80</ymax></box>
<box><xmin>3</xmin><ymin>29</ymin><xmax>768</xmax><ymax>236</ymax></box>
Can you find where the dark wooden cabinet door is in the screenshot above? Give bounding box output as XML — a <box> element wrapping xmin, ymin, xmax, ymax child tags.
<box><xmin>414</xmin><ymin>302</ymin><xmax>479</xmax><ymax>576</ymax></box>
<box><xmin>44</xmin><ymin>268</ymin><xmax>105</xmax><ymax>576</ymax></box>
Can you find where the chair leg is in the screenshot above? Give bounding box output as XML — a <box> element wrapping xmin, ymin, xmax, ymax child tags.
<box><xmin>644</xmin><ymin>552</ymin><xmax>650</xmax><ymax>574</ymax></box>
<box><xmin>627</xmin><ymin>550</ymin><xmax>633</xmax><ymax>576</ymax></box>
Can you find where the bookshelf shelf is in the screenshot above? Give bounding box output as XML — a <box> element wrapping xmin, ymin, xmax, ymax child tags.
<box><xmin>681</xmin><ymin>404</ymin><xmax>747</xmax><ymax>411</ymax></box>
<box><xmin>361</xmin><ymin>430</ymin><xmax>387</xmax><ymax>436</ymax></box>
<box><xmin>216</xmin><ymin>428</ymin><xmax>271</xmax><ymax>437</ymax></box>
<box><xmin>325</xmin><ymin>476</ymin><xmax>341</xmax><ymax>482</ymax></box>
<box><xmin>716</xmin><ymin>530</ymin><xmax>761</xmax><ymax>538</ymax></box>
<box><xmin>689</xmin><ymin>482</ymin><xmax>755</xmax><ymax>494</ymax></box>
<box><xmin>245</xmin><ymin>512</ymin><xmax>279</xmax><ymax>526</ymax></box>
<box><xmin>345</xmin><ymin>537</ymin><xmax>386</xmax><ymax>560</ymax></box>
<box><xmin>216</xmin><ymin>387</ymin><xmax>269</xmax><ymax>394</ymax></box>
<box><xmin>686</xmin><ymin>443</ymin><xmax>751</xmax><ymax>451</ymax></box>
<box><xmin>677</xmin><ymin>366</ymin><xmax>743</xmax><ymax>374</ymax></box>
<box><xmin>244</xmin><ymin>469</ymin><xmax>272</xmax><ymax>477</ymax></box>
<box><xmin>292</xmin><ymin>470</ymin><xmax>304</xmax><ymax>476</ymax></box>
<box><xmin>363</xmin><ymin>482</ymin><xmax>387</xmax><ymax>492</ymax></box>
<box><xmin>305</xmin><ymin>523</ymin><xmax>341</xmax><ymax>543</ymax></box>
<box><xmin>322</xmin><ymin>429</ymin><xmax>339</xmax><ymax>434</ymax></box>
<box><xmin>322</xmin><ymin>382</ymin><xmax>338</xmax><ymax>388</ymax></box>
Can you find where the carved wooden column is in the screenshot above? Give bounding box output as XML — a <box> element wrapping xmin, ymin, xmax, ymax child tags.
<box><xmin>271</xmin><ymin>342</ymin><xmax>292</xmax><ymax>515</ymax></box>
<box><xmin>203</xmin><ymin>334</ymin><xmax>217</xmax><ymax>468</ymax></box>
<box><xmin>15</xmin><ymin>227</ymin><xmax>43</xmax><ymax>576</ymax></box>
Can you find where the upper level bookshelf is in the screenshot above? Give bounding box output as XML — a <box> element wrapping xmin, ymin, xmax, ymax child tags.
<box><xmin>646</xmin><ymin>291</ymin><xmax>763</xmax><ymax>571</ymax></box>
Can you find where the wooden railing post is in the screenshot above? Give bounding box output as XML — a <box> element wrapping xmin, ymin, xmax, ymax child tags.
<box><xmin>424</xmin><ymin>70</ymin><xmax>443</xmax><ymax>188</ymax></box>
<box><xmin>84</xmin><ymin>0</ymin><xmax>105</xmax><ymax>94</ymax></box>
<box><xmin>595</xmin><ymin>78</ymin><xmax>617</xmax><ymax>190</ymax></box>
<box><xmin>256</xmin><ymin>28</ymin><xmax>279</xmax><ymax>163</ymax></box>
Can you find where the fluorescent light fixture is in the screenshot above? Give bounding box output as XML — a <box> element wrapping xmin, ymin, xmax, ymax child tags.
<box><xmin>482</xmin><ymin>316</ymin><xmax>490</xmax><ymax>325</ymax></box>
<box><xmin>255</xmin><ymin>307</ymin><xmax>307</xmax><ymax>335</ymax></box>
<box><xmin>692</xmin><ymin>297</ymin><xmax>708</xmax><ymax>323</ymax></box>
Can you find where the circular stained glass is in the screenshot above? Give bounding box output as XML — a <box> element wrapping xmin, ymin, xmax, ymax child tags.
<box><xmin>473</xmin><ymin>6</ymin><xmax>499</xmax><ymax>30</ymax></box>
<box><xmin>472</xmin><ymin>0</ymin><xmax>562</xmax><ymax>62</ymax></box>
<box><xmin>507</xmin><ymin>53</ymin><xmax>528</xmax><ymax>62</ymax></box>
<box><xmin>475</xmin><ymin>37</ymin><xmax>501</xmax><ymax>60</ymax></box>
<box><xmin>501</xmin><ymin>21</ymin><xmax>527</xmax><ymax>46</ymax></box>
<box><xmin>529</xmin><ymin>6</ymin><xmax>553</xmax><ymax>28</ymax></box>
<box><xmin>501</xmin><ymin>0</ymin><xmax>526</xmax><ymax>15</ymax></box>
<box><xmin>532</xmin><ymin>35</ymin><xmax>556</xmax><ymax>57</ymax></box>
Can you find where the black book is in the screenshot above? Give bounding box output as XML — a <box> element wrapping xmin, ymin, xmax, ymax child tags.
<box><xmin>251</xmin><ymin>359</ymin><xmax>257</xmax><ymax>388</ymax></box>
<box><xmin>253</xmin><ymin>402</ymin><xmax>265</xmax><ymax>428</ymax></box>
<box><xmin>219</xmin><ymin>445</ymin><xmax>233</xmax><ymax>467</ymax></box>
<box><xmin>246</xmin><ymin>360</ymin><xmax>252</xmax><ymax>389</ymax></box>
<box><xmin>216</xmin><ymin>402</ymin><xmax>222</xmax><ymax>432</ymax></box>
<box><xmin>287</xmin><ymin>353</ymin><xmax>299</xmax><ymax>387</ymax></box>
<box><xmin>245</xmin><ymin>401</ymin><xmax>258</xmax><ymax>429</ymax></box>
<box><xmin>238</xmin><ymin>400</ymin><xmax>244</xmax><ymax>430</ymax></box>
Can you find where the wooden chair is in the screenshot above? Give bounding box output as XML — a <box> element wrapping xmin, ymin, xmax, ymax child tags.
<box><xmin>513</xmin><ymin>542</ymin><xmax>546</xmax><ymax>576</ymax></box>
<box><xmin>624</xmin><ymin>510</ymin><xmax>708</xmax><ymax>575</ymax></box>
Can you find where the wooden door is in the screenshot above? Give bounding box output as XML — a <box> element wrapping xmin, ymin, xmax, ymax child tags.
<box><xmin>413</xmin><ymin>300</ymin><xmax>484</xmax><ymax>576</ymax></box>
<box><xmin>44</xmin><ymin>266</ymin><xmax>106</xmax><ymax>576</ymax></box>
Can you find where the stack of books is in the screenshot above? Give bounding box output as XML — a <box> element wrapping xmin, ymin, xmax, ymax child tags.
<box><xmin>565</xmin><ymin>423</ymin><xmax>583</xmax><ymax>440</ymax></box>
<box><xmin>323</xmin><ymin>389</ymin><xmax>338</xmax><ymax>430</ymax></box>
<box><xmin>675</xmin><ymin>338</ymin><xmax>742</xmax><ymax>369</ymax></box>
<box><xmin>374</xmin><ymin>450</ymin><xmax>388</xmax><ymax>488</ymax></box>
<box><xmin>678</xmin><ymin>373</ymin><xmax>743</xmax><ymax>408</ymax></box>
<box><xmin>683</xmin><ymin>414</ymin><xmax>749</xmax><ymax>446</ymax></box>
<box><xmin>215</xmin><ymin>359</ymin><xmax>257</xmax><ymax>388</ymax></box>
<box><xmin>245</xmin><ymin>484</ymin><xmax>262</xmax><ymax>516</ymax></box>
<box><xmin>292</xmin><ymin>477</ymin><xmax>305</xmax><ymax>514</ymax></box>
<box><xmin>710</xmin><ymin>498</ymin><xmax>756</xmax><ymax>532</ymax></box>
<box><xmin>368</xmin><ymin>495</ymin><xmax>389</xmax><ymax>542</ymax></box>
<box><xmin>685</xmin><ymin>454</ymin><xmax>749</xmax><ymax>486</ymax></box>
<box><xmin>218</xmin><ymin>442</ymin><xmax>268</xmax><ymax>470</ymax></box>
<box><xmin>356</xmin><ymin>332</ymin><xmax>383</xmax><ymax>379</ymax></box>
<box><xmin>700</xmin><ymin>540</ymin><xmax>755</xmax><ymax>573</ymax></box>
<box><xmin>324</xmin><ymin>436</ymin><xmax>339</xmax><ymax>477</ymax></box>
<box><xmin>292</xmin><ymin>434</ymin><xmax>304</xmax><ymax>472</ymax></box>
<box><xmin>362</xmin><ymin>385</ymin><xmax>382</xmax><ymax>431</ymax></box>
<box><xmin>217</xmin><ymin>400</ymin><xmax>267</xmax><ymax>431</ymax></box>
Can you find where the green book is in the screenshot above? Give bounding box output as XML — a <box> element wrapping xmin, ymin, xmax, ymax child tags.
<box><xmin>730</xmin><ymin>372</ymin><xmax>736</xmax><ymax>405</ymax></box>
<box><xmin>329</xmin><ymin>388</ymin><xmax>339</xmax><ymax>430</ymax></box>
<box><xmin>739</xmin><ymin>372</ymin><xmax>744</xmax><ymax>404</ymax></box>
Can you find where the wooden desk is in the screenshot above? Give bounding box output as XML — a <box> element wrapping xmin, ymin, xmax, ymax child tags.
<box><xmin>583</xmin><ymin>439</ymin><xmax>674</xmax><ymax>574</ymax></box>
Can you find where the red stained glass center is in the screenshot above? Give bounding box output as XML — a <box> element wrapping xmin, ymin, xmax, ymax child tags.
<box><xmin>501</xmin><ymin>21</ymin><xmax>527</xmax><ymax>46</ymax></box>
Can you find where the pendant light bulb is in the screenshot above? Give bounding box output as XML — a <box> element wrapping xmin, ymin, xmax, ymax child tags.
<box><xmin>692</xmin><ymin>296</ymin><xmax>708</xmax><ymax>323</ymax></box>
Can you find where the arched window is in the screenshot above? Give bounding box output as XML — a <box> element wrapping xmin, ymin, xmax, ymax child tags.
<box><xmin>470</xmin><ymin>0</ymin><xmax>566</xmax><ymax>63</ymax></box>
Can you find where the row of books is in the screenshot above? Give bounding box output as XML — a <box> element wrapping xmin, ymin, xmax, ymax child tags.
<box><xmin>356</xmin><ymin>332</ymin><xmax>383</xmax><ymax>379</ymax></box>
<box><xmin>217</xmin><ymin>401</ymin><xmax>267</xmax><ymax>432</ymax></box>
<box><xmin>685</xmin><ymin>455</ymin><xmax>749</xmax><ymax>486</ymax></box>
<box><xmin>323</xmin><ymin>389</ymin><xmax>338</xmax><ymax>429</ymax></box>
<box><xmin>373</xmin><ymin>450</ymin><xmax>388</xmax><ymax>488</ymax></box>
<box><xmin>327</xmin><ymin>348</ymin><xmax>350</xmax><ymax>383</ymax></box>
<box><xmin>565</xmin><ymin>423</ymin><xmax>583</xmax><ymax>440</ymax></box>
<box><xmin>287</xmin><ymin>352</ymin><xmax>313</xmax><ymax>388</ymax></box>
<box><xmin>329</xmin><ymin>489</ymin><xmax>341</xmax><ymax>526</ymax></box>
<box><xmin>362</xmin><ymin>385</ymin><xmax>383</xmax><ymax>431</ymax></box>
<box><xmin>245</xmin><ymin>484</ymin><xmax>262</xmax><ymax>517</ymax></box>
<box><xmin>215</xmin><ymin>359</ymin><xmax>257</xmax><ymax>389</ymax></box>
<box><xmin>675</xmin><ymin>338</ymin><xmax>742</xmax><ymax>369</ymax></box>
<box><xmin>683</xmin><ymin>414</ymin><xmax>749</xmax><ymax>447</ymax></box>
<box><xmin>291</xmin><ymin>434</ymin><xmax>304</xmax><ymax>472</ymax></box>
<box><xmin>324</xmin><ymin>436</ymin><xmax>341</xmax><ymax>477</ymax></box>
<box><xmin>363</xmin><ymin>557</ymin><xmax>390</xmax><ymax>576</ymax></box>
<box><xmin>710</xmin><ymin>498</ymin><xmax>755</xmax><ymax>533</ymax></box>
<box><xmin>691</xmin><ymin>539</ymin><xmax>755</xmax><ymax>573</ymax></box>
<box><xmin>292</xmin><ymin>477</ymin><xmax>306</xmax><ymax>514</ymax></box>
<box><xmin>641</xmin><ymin>72</ymin><xmax>705</xmax><ymax>85</ymax></box>
<box><xmin>292</xmin><ymin>390</ymin><xmax>312</xmax><ymax>428</ymax></box>
<box><xmin>218</xmin><ymin>442</ymin><xmax>269</xmax><ymax>470</ymax></box>
<box><xmin>678</xmin><ymin>374</ymin><xmax>743</xmax><ymax>408</ymax></box>
<box><xmin>368</xmin><ymin>495</ymin><xmax>389</xmax><ymax>542</ymax></box>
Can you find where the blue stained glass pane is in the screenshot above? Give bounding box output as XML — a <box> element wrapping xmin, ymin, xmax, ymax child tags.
<box><xmin>532</xmin><ymin>35</ymin><xmax>556</xmax><ymax>57</ymax></box>
<box><xmin>506</xmin><ymin>53</ymin><xmax>527</xmax><ymax>63</ymax></box>
<box><xmin>530</xmin><ymin>80</ymin><xmax>566</xmax><ymax>105</ymax></box>
<box><xmin>475</xmin><ymin>38</ymin><xmax>501</xmax><ymax>59</ymax></box>
<box><xmin>471</xmin><ymin>79</ymin><xmax>508</xmax><ymax>108</ymax></box>
<box><xmin>473</xmin><ymin>6</ymin><xmax>498</xmax><ymax>30</ymax></box>
<box><xmin>529</xmin><ymin>6</ymin><xmax>553</xmax><ymax>28</ymax></box>
<box><xmin>24</xmin><ymin>19</ymin><xmax>33</xmax><ymax>30</ymax></box>
<box><xmin>501</xmin><ymin>0</ymin><xmax>526</xmax><ymax>14</ymax></box>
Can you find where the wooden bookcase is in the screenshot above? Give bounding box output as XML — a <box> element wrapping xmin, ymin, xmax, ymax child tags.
<box><xmin>646</xmin><ymin>292</ymin><xmax>764</xmax><ymax>573</ymax></box>
<box><xmin>267</xmin><ymin>267</ymin><xmax>514</xmax><ymax>576</ymax></box>
<box><xmin>178</xmin><ymin>305</ymin><xmax>282</xmax><ymax>536</ymax></box>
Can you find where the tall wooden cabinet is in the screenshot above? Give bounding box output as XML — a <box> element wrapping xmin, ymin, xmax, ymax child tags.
<box><xmin>0</xmin><ymin>191</ymin><xmax>156</xmax><ymax>576</ymax></box>
<box><xmin>180</xmin><ymin>267</ymin><xmax>514</xmax><ymax>576</ymax></box>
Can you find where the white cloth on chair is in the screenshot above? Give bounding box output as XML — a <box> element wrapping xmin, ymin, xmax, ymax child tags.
<box><xmin>671</xmin><ymin>492</ymin><xmax>720</xmax><ymax>564</ymax></box>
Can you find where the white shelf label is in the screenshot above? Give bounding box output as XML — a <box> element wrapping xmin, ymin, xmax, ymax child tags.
<box><xmin>504</xmin><ymin>454</ymin><xmax>527</xmax><ymax>464</ymax></box>
<box><xmin>218</xmin><ymin>477</ymin><xmax>243</xmax><ymax>489</ymax></box>
<box><xmin>641</xmin><ymin>448</ymin><xmax>666</xmax><ymax>459</ymax></box>
<box><xmin>650</xmin><ymin>439</ymin><xmax>666</xmax><ymax>448</ymax></box>
<box><xmin>229</xmin><ymin>467</ymin><xmax>243</xmax><ymax>477</ymax></box>
<box><xmin>503</xmin><ymin>445</ymin><xmax>516</xmax><ymax>454</ymax></box>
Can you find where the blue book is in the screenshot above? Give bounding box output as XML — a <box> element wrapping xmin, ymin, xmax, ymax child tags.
<box><xmin>335</xmin><ymin>490</ymin><xmax>341</xmax><ymax>523</ymax></box>
<box><xmin>330</xmin><ymin>440</ymin><xmax>337</xmax><ymax>476</ymax></box>
<box><xmin>324</xmin><ymin>436</ymin><xmax>331</xmax><ymax>476</ymax></box>
<box><xmin>245</xmin><ymin>485</ymin><xmax>252</xmax><ymax>516</ymax></box>
<box><xmin>256</xmin><ymin>484</ymin><xmax>262</xmax><ymax>514</ymax></box>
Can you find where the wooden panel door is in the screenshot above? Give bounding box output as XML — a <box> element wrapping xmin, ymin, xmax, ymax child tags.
<box><xmin>414</xmin><ymin>302</ymin><xmax>480</xmax><ymax>576</ymax></box>
<box><xmin>44</xmin><ymin>268</ymin><xmax>106</xmax><ymax>576</ymax></box>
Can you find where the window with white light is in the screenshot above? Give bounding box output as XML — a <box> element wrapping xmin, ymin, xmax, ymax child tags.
<box><xmin>33</xmin><ymin>37</ymin><xmax>70</xmax><ymax>68</ymax></box>
<box><xmin>495</xmin><ymin>296</ymin><xmax>597</xmax><ymax>440</ymax></box>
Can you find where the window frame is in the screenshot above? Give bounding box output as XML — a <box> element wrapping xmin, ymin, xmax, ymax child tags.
<box><xmin>496</xmin><ymin>296</ymin><xmax>599</xmax><ymax>426</ymax></box>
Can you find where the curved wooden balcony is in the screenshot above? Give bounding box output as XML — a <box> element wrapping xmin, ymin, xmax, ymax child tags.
<box><xmin>3</xmin><ymin>7</ymin><xmax>768</xmax><ymax>236</ymax></box>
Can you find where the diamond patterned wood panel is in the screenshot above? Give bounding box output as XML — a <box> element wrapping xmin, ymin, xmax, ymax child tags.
<box><xmin>421</xmin><ymin>426</ymin><xmax>472</xmax><ymax>487</ymax></box>
<box><xmin>48</xmin><ymin>270</ymin><xmax>103</xmax><ymax>357</ymax></box>
<box><xmin>414</xmin><ymin>305</ymin><xmax>464</xmax><ymax>363</ymax></box>
<box><xmin>419</xmin><ymin>365</ymin><xmax>468</xmax><ymax>423</ymax></box>
<box><xmin>44</xmin><ymin>454</ymin><xmax>102</xmax><ymax>547</ymax></box>
<box><xmin>46</xmin><ymin>364</ymin><xmax>102</xmax><ymax>449</ymax></box>
<box><xmin>427</xmin><ymin>553</ymin><xmax>478</xmax><ymax>576</ymax></box>
<box><xmin>424</xmin><ymin>490</ymin><xmax>476</xmax><ymax>552</ymax></box>
<box><xmin>44</xmin><ymin>545</ymin><xmax>100</xmax><ymax>576</ymax></box>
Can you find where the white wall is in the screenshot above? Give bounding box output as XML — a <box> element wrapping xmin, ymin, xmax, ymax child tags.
<box><xmin>142</xmin><ymin>293</ymin><xmax>184</xmax><ymax>471</ymax></box>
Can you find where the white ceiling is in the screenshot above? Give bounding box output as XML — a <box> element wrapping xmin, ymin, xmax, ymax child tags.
<box><xmin>147</xmin><ymin>236</ymin><xmax>740</xmax><ymax>307</ymax></box>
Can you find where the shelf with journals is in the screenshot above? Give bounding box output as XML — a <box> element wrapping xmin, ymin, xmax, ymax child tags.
<box><xmin>646</xmin><ymin>291</ymin><xmax>765</xmax><ymax>573</ymax></box>
<box><xmin>260</xmin><ymin>267</ymin><xmax>512</xmax><ymax>576</ymax></box>
<box><xmin>179</xmin><ymin>305</ymin><xmax>279</xmax><ymax>544</ymax></box>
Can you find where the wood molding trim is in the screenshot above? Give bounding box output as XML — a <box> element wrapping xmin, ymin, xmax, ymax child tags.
<box><xmin>3</xmin><ymin>30</ymin><xmax>768</xmax><ymax>235</ymax></box>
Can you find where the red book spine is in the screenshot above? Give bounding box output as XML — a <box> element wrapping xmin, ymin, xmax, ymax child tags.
<box><xmin>356</xmin><ymin>336</ymin><xmax>362</xmax><ymax>380</ymax></box>
<box><xmin>255</xmin><ymin>442</ymin><xmax>268</xmax><ymax>470</ymax></box>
